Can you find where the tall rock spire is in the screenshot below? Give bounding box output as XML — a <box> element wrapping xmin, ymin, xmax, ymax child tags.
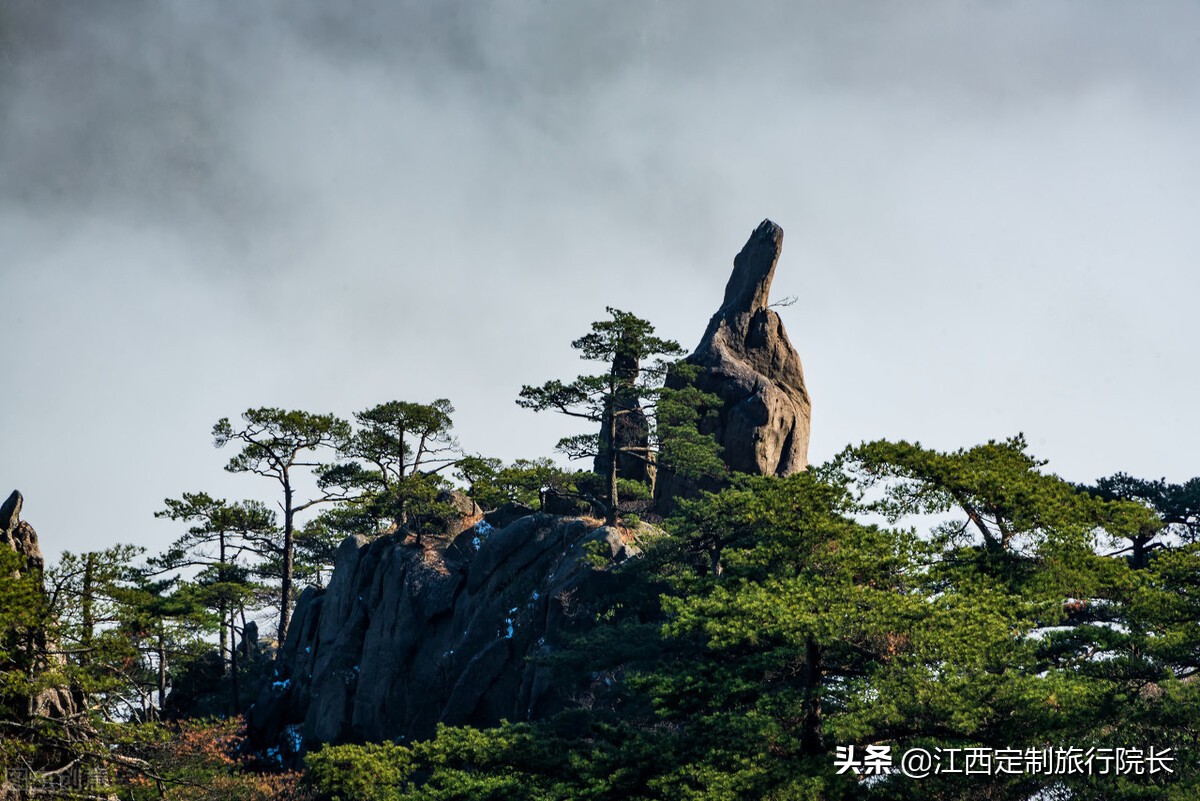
<box><xmin>657</xmin><ymin>220</ymin><xmax>811</xmax><ymax>504</ymax></box>
<box><xmin>719</xmin><ymin>219</ymin><xmax>785</xmax><ymax>315</ymax></box>
<box><xmin>2</xmin><ymin>489</ymin><xmax>43</xmax><ymax>574</ymax></box>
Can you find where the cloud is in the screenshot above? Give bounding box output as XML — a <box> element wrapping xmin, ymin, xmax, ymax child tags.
<box><xmin>3</xmin><ymin>1</ymin><xmax>1198</xmax><ymax>555</ymax></box>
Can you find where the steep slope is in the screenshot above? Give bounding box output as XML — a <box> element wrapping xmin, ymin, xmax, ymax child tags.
<box><xmin>246</xmin><ymin>510</ymin><xmax>644</xmax><ymax>759</ymax></box>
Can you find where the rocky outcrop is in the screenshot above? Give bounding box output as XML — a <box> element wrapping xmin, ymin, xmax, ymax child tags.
<box><xmin>1</xmin><ymin>491</ymin><xmax>80</xmax><ymax>723</ymax></box>
<box><xmin>1</xmin><ymin>489</ymin><xmax>44</xmax><ymax>575</ymax></box>
<box><xmin>246</xmin><ymin>512</ymin><xmax>646</xmax><ymax>760</ymax></box>
<box><xmin>593</xmin><ymin>345</ymin><xmax>654</xmax><ymax>486</ymax></box>
<box><xmin>243</xmin><ymin>219</ymin><xmax>811</xmax><ymax>758</ymax></box>
<box><xmin>657</xmin><ymin>220</ymin><xmax>811</xmax><ymax>504</ymax></box>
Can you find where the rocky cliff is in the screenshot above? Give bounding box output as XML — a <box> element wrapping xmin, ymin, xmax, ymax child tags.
<box><xmin>247</xmin><ymin>220</ymin><xmax>812</xmax><ymax>757</ymax></box>
<box><xmin>246</xmin><ymin>508</ymin><xmax>644</xmax><ymax>760</ymax></box>
<box><xmin>657</xmin><ymin>219</ymin><xmax>811</xmax><ymax>504</ymax></box>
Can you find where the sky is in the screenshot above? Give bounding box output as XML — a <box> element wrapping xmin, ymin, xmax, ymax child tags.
<box><xmin>2</xmin><ymin>1</ymin><xmax>1198</xmax><ymax>559</ymax></box>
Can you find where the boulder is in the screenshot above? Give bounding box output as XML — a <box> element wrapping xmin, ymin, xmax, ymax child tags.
<box><xmin>484</xmin><ymin>501</ymin><xmax>536</xmax><ymax>529</ymax></box>
<box><xmin>541</xmin><ymin>490</ymin><xmax>594</xmax><ymax>517</ymax></box>
<box><xmin>422</xmin><ymin>489</ymin><xmax>482</xmax><ymax>540</ymax></box>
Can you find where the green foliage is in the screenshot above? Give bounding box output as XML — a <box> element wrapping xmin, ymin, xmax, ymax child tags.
<box><xmin>348</xmin><ymin>400</ymin><xmax>457</xmax><ymax>468</ymax></box>
<box><xmin>46</xmin><ymin>545</ymin><xmax>146</xmax><ymax>709</ymax></box>
<box><xmin>654</xmin><ymin>361</ymin><xmax>727</xmax><ymax>484</ymax></box>
<box><xmin>114</xmin><ymin>571</ymin><xmax>219</xmax><ymax>714</ymax></box>
<box><xmin>42</xmin><ymin>542</ymin><xmax>236</xmax><ymax>724</ymax></box>
<box><xmin>317</xmin><ymin>399</ymin><xmax>464</xmax><ymax>543</ymax></box>
<box><xmin>0</xmin><ymin>546</ymin><xmax>52</xmax><ymax>718</ymax></box>
<box><xmin>1078</xmin><ymin>472</ymin><xmax>1200</xmax><ymax>571</ymax></box>
<box><xmin>213</xmin><ymin>409</ymin><xmax>352</xmax><ymax>479</ymax></box>
<box><xmin>306</xmin><ymin>720</ymin><xmax>686</xmax><ymax>801</ymax></box>
<box><xmin>453</xmin><ymin>455</ymin><xmax>505</xmax><ymax>508</ymax></box>
<box><xmin>616</xmin><ymin>477</ymin><xmax>653</xmax><ymax>502</ymax></box>
<box><xmin>292</xmin><ymin>516</ymin><xmax>347</xmax><ymax>588</ymax></box>
<box><xmin>518</xmin><ymin>308</ymin><xmax>714</xmax><ymax>523</ymax></box>
<box><xmin>516</xmin><ymin>308</ymin><xmax>683</xmax><ymax>427</ymax></box>
<box><xmin>455</xmin><ymin>457</ymin><xmax>579</xmax><ymax>512</ymax></box>
<box><xmin>305</xmin><ymin>440</ymin><xmax>1200</xmax><ymax>800</ymax></box>
<box><xmin>14</xmin><ymin>398</ymin><xmax>1200</xmax><ymax>801</ymax></box>
<box><xmin>152</xmin><ymin>492</ymin><xmax>275</xmax><ymax>703</ymax></box>
<box><xmin>213</xmin><ymin>407</ymin><xmax>352</xmax><ymax>640</ymax></box>
<box><xmin>1084</xmin><ymin>473</ymin><xmax>1200</xmax><ymax>539</ymax></box>
<box><xmin>333</xmin><ymin>400</ymin><xmax>459</xmax><ymax>504</ymax></box>
<box><xmin>837</xmin><ymin>435</ymin><xmax>1154</xmax><ymax>553</ymax></box>
<box><xmin>579</xmin><ymin>537</ymin><xmax>612</xmax><ymax>569</ymax></box>
<box><xmin>305</xmin><ymin>741</ymin><xmax>414</xmax><ymax>801</ymax></box>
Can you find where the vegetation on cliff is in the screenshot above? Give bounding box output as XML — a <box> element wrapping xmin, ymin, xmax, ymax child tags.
<box><xmin>3</xmin><ymin>244</ymin><xmax>1198</xmax><ymax>798</ymax></box>
<box><xmin>303</xmin><ymin>444</ymin><xmax>1200</xmax><ymax>800</ymax></box>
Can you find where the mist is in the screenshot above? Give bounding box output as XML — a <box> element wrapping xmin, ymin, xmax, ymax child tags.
<box><xmin>3</xmin><ymin>1</ymin><xmax>1198</xmax><ymax>555</ymax></box>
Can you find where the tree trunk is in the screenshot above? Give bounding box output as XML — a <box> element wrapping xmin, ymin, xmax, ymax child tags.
<box><xmin>80</xmin><ymin>552</ymin><xmax>95</xmax><ymax>668</ymax></box>
<box><xmin>801</xmin><ymin>637</ymin><xmax>824</xmax><ymax>756</ymax></box>
<box><xmin>230</xmin><ymin>617</ymin><xmax>240</xmax><ymax>715</ymax></box>
<box><xmin>606</xmin><ymin>376</ymin><xmax>619</xmax><ymax>526</ymax></box>
<box><xmin>708</xmin><ymin>548</ymin><xmax>723</xmax><ymax>578</ymax></box>
<box><xmin>279</xmin><ymin>478</ymin><xmax>295</xmax><ymax>642</ymax></box>
<box><xmin>218</xmin><ymin>532</ymin><xmax>228</xmax><ymax>673</ymax></box>
<box><xmin>1133</xmin><ymin>534</ymin><xmax>1148</xmax><ymax>570</ymax></box>
<box><xmin>219</xmin><ymin>601</ymin><xmax>229</xmax><ymax>671</ymax></box>
<box><xmin>157</xmin><ymin>630</ymin><xmax>168</xmax><ymax>715</ymax></box>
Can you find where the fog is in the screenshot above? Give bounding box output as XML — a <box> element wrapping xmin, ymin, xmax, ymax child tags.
<box><xmin>3</xmin><ymin>1</ymin><xmax>1198</xmax><ymax>555</ymax></box>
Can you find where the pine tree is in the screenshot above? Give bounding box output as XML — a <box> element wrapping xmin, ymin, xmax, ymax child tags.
<box><xmin>213</xmin><ymin>408</ymin><xmax>351</xmax><ymax>641</ymax></box>
<box><xmin>518</xmin><ymin>308</ymin><xmax>687</xmax><ymax>524</ymax></box>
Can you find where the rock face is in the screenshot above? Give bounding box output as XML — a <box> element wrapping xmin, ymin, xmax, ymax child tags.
<box><xmin>246</xmin><ymin>512</ymin><xmax>644</xmax><ymax>760</ymax></box>
<box><xmin>593</xmin><ymin>346</ymin><xmax>654</xmax><ymax>486</ymax></box>
<box><xmin>1</xmin><ymin>490</ymin><xmax>80</xmax><ymax>722</ymax></box>
<box><xmin>1</xmin><ymin>489</ymin><xmax>43</xmax><ymax>574</ymax></box>
<box><xmin>657</xmin><ymin>220</ymin><xmax>811</xmax><ymax>503</ymax></box>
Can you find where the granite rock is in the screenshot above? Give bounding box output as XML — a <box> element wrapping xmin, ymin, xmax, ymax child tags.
<box><xmin>657</xmin><ymin>220</ymin><xmax>811</xmax><ymax>505</ymax></box>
